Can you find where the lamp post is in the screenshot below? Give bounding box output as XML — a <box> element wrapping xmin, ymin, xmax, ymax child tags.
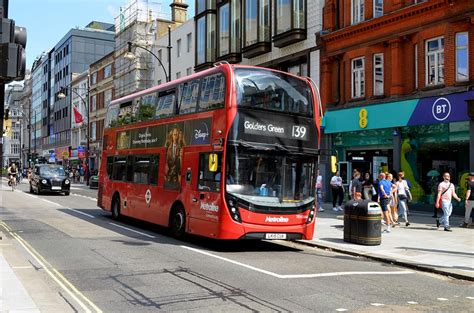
<box><xmin>58</xmin><ymin>85</ymin><xmax>90</xmax><ymax>184</ymax></box>
<box><xmin>124</xmin><ymin>26</ymin><xmax>172</xmax><ymax>83</ymax></box>
<box><xmin>15</xmin><ymin>119</ymin><xmax>21</xmax><ymax>169</ymax></box>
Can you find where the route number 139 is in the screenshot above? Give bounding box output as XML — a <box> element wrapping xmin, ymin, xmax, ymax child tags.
<box><xmin>292</xmin><ymin>126</ymin><xmax>307</xmax><ymax>139</ymax></box>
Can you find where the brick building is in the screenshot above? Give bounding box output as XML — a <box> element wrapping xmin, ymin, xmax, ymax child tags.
<box><xmin>320</xmin><ymin>0</ymin><xmax>473</xmax><ymax>208</ymax></box>
<box><xmin>89</xmin><ymin>52</ymin><xmax>115</xmax><ymax>171</ymax></box>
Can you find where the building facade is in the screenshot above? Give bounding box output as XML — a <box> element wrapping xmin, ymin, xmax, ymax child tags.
<box><xmin>194</xmin><ymin>0</ymin><xmax>322</xmax><ymax>84</ymax></box>
<box><xmin>70</xmin><ymin>72</ymin><xmax>89</xmax><ymax>169</ymax></box>
<box><xmin>89</xmin><ymin>52</ymin><xmax>115</xmax><ymax>171</ymax></box>
<box><xmin>4</xmin><ymin>85</ymin><xmax>23</xmax><ymax>167</ymax></box>
<box><xmin>45</xmin><ymin>22</ymin><xmax>114</xmax><ymax>165</ymax></box>
<box><xmin>320</xmin><ymin>0</ymin><xmax>474</xmax><ymax>208</ymax></box>
<box><xmin>30</xmin><ymin>53</ymin><xmax>48</xmax><ymax>159</ymax></box>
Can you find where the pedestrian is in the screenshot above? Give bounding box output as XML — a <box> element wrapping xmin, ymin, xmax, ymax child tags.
<box><xmin>396</xmin><ymin>173</ymin><xmax>410</xmax><ymax>226</ymax></box>
<box><xmin>379</xmin><ymin>172</ymin><xmax>394</xmax><ymax>233</ymax></box>
<box><xmin>362</xmin><ymin>172</ymin><xmax>373</xmax><ymax>200</ymax></box>
<box><xmin>351</xmin><ymin>171</ymin><xmax>363</xmax><ymax>200</ymax></box>
<box><xmin>386</xmin><ymin>173</ymin><xmax>399</xmax><ymax>224</ymax></box>
<box><xmin>315</xmin><ymin>169</ymin><xmax>324</xmax><ymax>212</ymax></box>
<box><xmin>460</xmin><ymin>172</ymin><xmax>474</xmax><ymax>228</ymax></box>
<box><xmin>330</xmin><ymin>171</ymin><xmax>344</xmax><ymax>212</ymax></box>
<box><xmin>435</xmin><ymin>172</ymin><xmax>461</xmax><ymax>232</ymax></box>
<box><xmin>79</xmin><ymin>165</ymin><xmax>85</xmax><ymax>184</ymax></box>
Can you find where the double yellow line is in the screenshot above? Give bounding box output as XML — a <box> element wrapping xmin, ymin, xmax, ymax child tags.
<box><xmin>0</xmin><ymin>220</ymin><xmax>102</xmax><ymax>313</ymax></box>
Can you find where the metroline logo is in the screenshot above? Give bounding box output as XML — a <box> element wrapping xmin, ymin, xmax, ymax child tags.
<box><xmin>265</xmin><ymin>216</ymin><xmax>289</xmax><ymax>223</ymax></box>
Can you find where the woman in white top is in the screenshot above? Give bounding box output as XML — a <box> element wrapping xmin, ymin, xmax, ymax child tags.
<box><xmin>396</xmin><ymin>173</ymin><xmax>410</xmax><ymax>226</ymax></box>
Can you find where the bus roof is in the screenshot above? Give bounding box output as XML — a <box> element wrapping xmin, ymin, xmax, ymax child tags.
<box><xmin>110</xmin><ymin>64</ymin><xmax>310</xmax><ymax>106</ymax></box>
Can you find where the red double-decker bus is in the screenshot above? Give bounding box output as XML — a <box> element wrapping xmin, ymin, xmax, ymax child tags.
<box><xmin>98</xmin><ymin>64</ymin><xmax>321</xmax><ymax>240</ymax></box>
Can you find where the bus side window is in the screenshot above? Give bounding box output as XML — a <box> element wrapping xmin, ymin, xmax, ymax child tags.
<box><xmin>112</xmin><ymin>156</ymin><xmax>127</xmax><ymax>181</ymax></box>
<box><xmin>126</xmin><ymin>156</ymin><xmax>134</xmax><ymax>182</ymax></box>
<box><xmin>199</xmin><ymin>73</ymin><xmax>225</xmax><ymax>111</ymax></box>
<box><xmin>106</xmin><ymin>156</ymin><xmax>113</xmax><ymax>179</ymax></box>
<box><xmin>198</xmin><ymin>153</ymin><xmax>221</xmax><ymax>192</ymax></box>
<box><xmin>133</xmin><ymin>156</ymin><xmax>150</xmax><ymax>184</ymax></box>
<box><xmin>149</xmin><ymin>155</ymin><xmax>159</xmax><ymax>185</ymax></box>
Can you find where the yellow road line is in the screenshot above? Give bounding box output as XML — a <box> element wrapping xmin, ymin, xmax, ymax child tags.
<box><xmin>0</xmin><ymin>221</ymin><xmax>102</xmax><ymax>313</ymax></box>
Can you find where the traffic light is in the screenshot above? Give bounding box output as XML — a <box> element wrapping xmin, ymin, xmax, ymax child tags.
<box><xmin>0</xmin><ymin>17</ymin><xmax>27</xmax><ymax>82</ymax></box>
<box><xmin>330</xmin><ymin>155</ymin><xmax>338</xmax><ymax>173</ymax></box>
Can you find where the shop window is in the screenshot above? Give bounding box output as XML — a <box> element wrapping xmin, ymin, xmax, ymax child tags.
<box><xmin>273</xmin><ymin>0</ymin><xmax>306</xmax><ymax>48</ymax></box>
<box><xmin>455</xmin><ymin>32</ymin><xmax>468</xmax><ymax>82</ymax></box>
<box><xmin>425</xmin><ymin>37</ymin><xmax>444</xmax><ymax>86</ymax></box>
<box><xmin>373</xmin><ymin>0</ymin><xmax>383</xmax><ymax>18</ymax></box>
<box><xmin>243</xmin><ymin>0</ymin><xmax>271</xmax><ymax>58</ymax></box>
<box><xmin>199</xmin><ymin>73</ymin><xmax>225</xmax><ymax>111</ymax></box>
<box><xmin>198</xmin><ymin>153</ymin><xmax>222</xmax><ymax>192</ymax></box>
<box><xmin>352</xmin><ymin>57</ymin><xmax>365</xmax><ymax>98</ymax></box>
<box><xmin>373</xmin><ymin>53</ymin><xmax>384</xmax><ymax>96</ymax></box>
<box><xmin>352</xmin><ymin>0</ymin><xmax>364</xmax><ymax>25</ymax></box>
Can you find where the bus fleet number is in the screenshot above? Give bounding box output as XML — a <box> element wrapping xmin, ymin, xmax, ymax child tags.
<box><xmin>291</xmin><ymin>126</ymin><xmax>307</xmax><ymax>139</ymax></box>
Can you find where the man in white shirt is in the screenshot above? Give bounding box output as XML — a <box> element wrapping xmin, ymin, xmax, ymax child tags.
<box><xmin>330</xmin><ymin>171</ymin><xmax>344</xmax><ymax>212</ymax></box>
<box><xmin>435</xmin><ymin>172</ymin><xmax>461</xmax><ymax>231</ymax></box>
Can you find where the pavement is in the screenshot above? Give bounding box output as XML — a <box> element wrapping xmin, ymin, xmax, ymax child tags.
<box><xmin>1</xmin><ymin>182</ymin><xmax>473</xmax><ymax>311</ymax></box>
<box><xmin>302</xmin><ymin>202</ymin><xmax>474</xmax><ymax>281</ymax></box>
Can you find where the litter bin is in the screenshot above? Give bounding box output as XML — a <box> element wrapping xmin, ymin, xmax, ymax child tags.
<box><xmin>343</xmin><ymin>200</ymin><xmax>382</xmax><ymax>246</ymax></box>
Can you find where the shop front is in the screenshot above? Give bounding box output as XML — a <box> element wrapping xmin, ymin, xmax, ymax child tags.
<box><xmin>323</xmin><ymin>91</ymin><xmax>472</xmax><ymax>207</ymax></box>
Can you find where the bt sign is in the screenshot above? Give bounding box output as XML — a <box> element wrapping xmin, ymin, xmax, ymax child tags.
<box><xmin>432</xmin><ymin>97</ymin><xmax>451</xmax><ymax>121</ymax></box>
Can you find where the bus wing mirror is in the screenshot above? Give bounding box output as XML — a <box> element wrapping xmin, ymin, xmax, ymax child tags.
<box><xmin>209</xmin><ymin>153</ymin><xmax>218</xmax><ymax>172</ymax></box>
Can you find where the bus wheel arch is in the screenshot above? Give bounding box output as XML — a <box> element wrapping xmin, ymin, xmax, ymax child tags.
<box><xmin>169</xmin><ymin>201</ymin><xmax>186</xmax><ymax>239</ymax></box>
<box><xmin>111</xmin><ymin>192</ymin><xmax>121</xmax><ymax>220</ymax></box>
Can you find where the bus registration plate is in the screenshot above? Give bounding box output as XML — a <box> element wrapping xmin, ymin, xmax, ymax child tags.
<box><xmin>265</xmin><ymin>233</ymin><xmax>286</xmax><ymax>240</ymax></box>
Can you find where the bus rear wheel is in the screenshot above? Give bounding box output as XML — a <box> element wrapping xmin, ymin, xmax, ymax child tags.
<box><xmin>170</xmin><ymin>206</ymin><xmax>186</xmax><ymax>239</ymax></box>
<box><xmin>111</xmin><ymin>195</ymin><xmax>121</xmax><ymax>220</ymax></box>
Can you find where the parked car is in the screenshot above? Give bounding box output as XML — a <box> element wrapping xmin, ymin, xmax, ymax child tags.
<box><xmin>30</xmin><ymin>164</ymin><xmax>71</xmax><ymax>195</ymax></box>
<box><xmin>89</xmin><ymin>175</ymin><xmax>99</xmax><ymax>189</ymax></box>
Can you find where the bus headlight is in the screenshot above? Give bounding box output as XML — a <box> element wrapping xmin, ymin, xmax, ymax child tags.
<box><xmin>226</xmin><ymin>196</ymin><xmax>241</xmax><ymax>223</ymax></box>
<box><xmin>306</xmin><ymin>203</ymin><xmax>316</xmax><ymax>224</ymax></box>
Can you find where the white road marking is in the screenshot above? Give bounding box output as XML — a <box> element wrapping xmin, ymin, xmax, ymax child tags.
<box><xmin>109</xmin><ymin>223</ymin><xmax>156</xmax><ymax>239</ymax></box>
<box><xmin>336</xmin><ymin>309</ymin><xmax>348</xmax><ymax>312</ymax></box>
<box><xmin>39</xmin><ymin>199</ymin><xmax>62</xmax><ymax>207</ymax></box>
<box><xmin>370</xmin><ymin>303</ymin><xmax>385</xmax><ymax>307</ymax></box>
<box><xmin>12</xmin><ymin>266</ymin><xmax>34</xmax><ymax>269</ymax></box>
<box><xmin>437</xmin><ymin>298</ymin><xmax>449</xmax><ymax>301</ymax></box>
<box><xmin>407</xmin><ymin>301</ymin><xmax>418</xmax><ymax>305</ymax></box>
<box><xmin>71</xmin><ymin>193</ymin><xmax>97</xmax><ymax>201</ymax></box>
<box><xmin>65</xmin><ymin>208</ymin><xmax>95</xmax><ymax>219</ymax></box>
<box><xmin>181</xmin><ymin>246</ymin><xmax>414</xmax><ymax>279</ymax></box>
<box><xmin>466</xmin><ymin>297</ymin><xmax>474</xmax><ymax>300</ymax></box>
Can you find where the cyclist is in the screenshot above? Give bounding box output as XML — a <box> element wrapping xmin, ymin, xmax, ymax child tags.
<box><xmin>7</xmin><ymin>163</ymin><xmax>18</xmax><ymax>190</ymax></box>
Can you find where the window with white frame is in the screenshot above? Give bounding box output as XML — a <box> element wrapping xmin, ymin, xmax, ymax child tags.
<box><xmin>426</xmin><ymin>37</ymin><xmax>444</xmax><ymax>85</ymax></box>
<box><xmin>187</xmin><ymin>33</ymin><xmax>192</xmax><ymax>53</ymax></box>
<box><xmin>373</xmin><ymin>0</ymin><xmax>383</xmax><ymax>18</ymax></box>
<box><xmin>177</xmin><ymin>39</ymin><xmax>182</xmax><ymax>57</ymax></box>
<box><xmin>373</xmin><ymin>53</ymin><xmax>384</xmax><ymax>96</ymax></box>
<box><xmin>352</xmin><ymin>0</ymin><xmax>364</xmax><ymax>24</ymax></box>
<box><xmin>104</xmin><ymin>64</ymin><xmax>112</xmax><ymax>79</ymax></box>
<box><xmin>352</xmin><ymin>57</ymin><xmax>365</xmax><ymax>98</ymax></box>
<box><xmin>456</xmin><ymin>32</ymin><xmax>468</xmax><ymax>82</ymax></box>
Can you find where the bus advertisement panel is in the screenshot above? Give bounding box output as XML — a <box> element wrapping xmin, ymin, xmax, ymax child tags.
<box><xmin>98</xmin><ymin>64</ymin><xmax>321</xmax><ymax>240</ymax></box>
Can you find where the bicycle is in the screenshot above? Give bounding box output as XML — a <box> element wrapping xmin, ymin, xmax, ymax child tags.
<box><xmin>8</xmin><ymin>174</ymin><xmax>17</xmax><ymax>191</ymax></box>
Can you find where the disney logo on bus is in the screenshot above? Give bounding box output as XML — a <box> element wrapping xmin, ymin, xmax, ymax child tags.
<box><xmin>191</xmin><ymin>121</ymin><xmax>210</xmax><ymax>144</ymax></box>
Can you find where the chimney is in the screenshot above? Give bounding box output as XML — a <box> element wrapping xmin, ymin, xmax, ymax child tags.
<box><xmin>170</xmin><ymin>0</ymin><xmax>188</xmax><ymax>24</ymax></box>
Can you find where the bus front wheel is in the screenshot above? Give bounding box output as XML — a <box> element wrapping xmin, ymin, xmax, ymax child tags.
<box><xmin>170</xmin><ymin>206</ymin><xmax>186</xmax><ymax>239</ymax></box>
<box><xmin>111</xmin><ymin>195</ymin><xmax>121</xmax><ymax>220</ymax></box>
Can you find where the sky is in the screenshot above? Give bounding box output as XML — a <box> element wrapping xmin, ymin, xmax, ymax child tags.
<box><xmin>9</xmin><ymin>0</ymin><xmax>195</xmax><ymax>70</ymax></box>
